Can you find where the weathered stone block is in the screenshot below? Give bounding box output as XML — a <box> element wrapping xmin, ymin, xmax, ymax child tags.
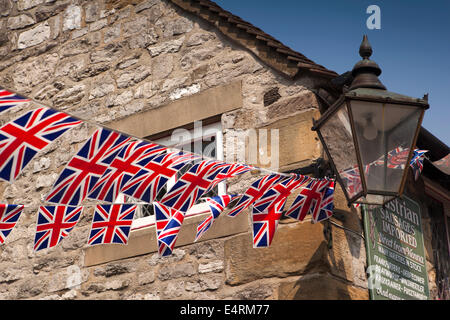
<box><xmin>224</xmin><ymin>222</ymin><xmax>328</xmax><ymax>285</ymax></box>
<box><xmin>8</xmin><ymin>14</ymin><xmax>35</xmax><ymax>30</ymax></box>
<box><xmin>250</xmin><ymin>108</ymin><xmax>322</xmax><ymax>171</ymax></box>
<box><xmin>17</xmin><ymin>22</ymin><xmax>51</xmax><ymax>49</ymax></box>
<box><xmin>278</xmin><ymin>273</ymin><xmax>369</xmax><ymax>300</ymax></box>
<box><xmin>63</xmin><ymin>5</ymin><xmax>81</xmax><ymax>31</ymax></box>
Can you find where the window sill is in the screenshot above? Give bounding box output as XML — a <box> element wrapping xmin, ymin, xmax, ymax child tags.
<box><xmin>83</xmin><ymin>203</ymin><xmax>250</xmax><ymax>267</ymax></box>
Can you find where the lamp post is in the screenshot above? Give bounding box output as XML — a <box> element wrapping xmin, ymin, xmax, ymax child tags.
<box><xmin>312</xmin><ymin>35</ymin><xmax>429</xmax><ymax>206</ymax></box>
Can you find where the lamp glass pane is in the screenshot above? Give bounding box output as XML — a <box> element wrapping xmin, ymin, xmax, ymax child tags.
<box><xmin>318</xmin><ymin>103</ymin><xmax>362</xmax><ymax>198</ymax></box>
<box><xmin>350</xmin><ymin>100</ymin><xmax>422</xmax><ymax>197</ymax></box>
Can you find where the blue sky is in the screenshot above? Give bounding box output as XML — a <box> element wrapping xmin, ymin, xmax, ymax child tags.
<box><xmin>214</xmin><ymin>0</ymin><xmax>450</xmax><ymax>146</ymax></box>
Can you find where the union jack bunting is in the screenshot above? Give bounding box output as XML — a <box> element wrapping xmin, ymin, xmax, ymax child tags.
<box><xmin>252</xmin><ymin>174</ymin><xmax>311</xmax><ymax>214</ymax></box>
<box><xmin>227</xmin><ymin>174</ymin><xmax>285</xmax><ymax>217</ymax></box>
<box><xmin>87</xmin><ymin>204</ymin><xmax>137</xmax><ymax>245</ymax></box>
<box><xmin>0</xmin><ymin>204</ymin><xmax>25</xmax><ymax>244</ymax></box>
<box><xmin>312</xmin><ymin>180</ymin><xmax>335</xmax><ymax>223</ymax></box>
<box><xmin>121</xmin><ymin>151</ymin><xmax>197</xmax><ymax>203</ymax></box>
<box><xmin>87</xmin><ymin>140</ymin><xmax>167</xmax><ymax>203</ymax></box>
<box><xmin>159</xmin><ymin>159</ymin><xmax>229</xmax><ymax>213</ymax></box>
<box><xmin>34</xmin><ymin>206</ymin><xmax>83</xmax><ymax>251</ymax></box>
<box><xmin>372</xmin><ymin>146</ymin><xmax>410</xmax><ymax>169</ymax></box>
<box><xmin>410</xmin><ymin>149</ymin><xmax>428</xmax><ymax>181</ymax></box>
<box><xmin>153</xmin><ymin>201</ymin><xmax>185</xmax><ymax>256</ymax></box>
<box><xmin>45</xmin><ymin>128</ymin><xmax>131</xmax><ymax>206</ymax></box>
<box><xmin>0</xmin><ymin>88</ymin><xmax>29</xmax><ymax>114</ymax></box>
<box><xmin>0</xmin><ymin>107</ymin><xmax>82</xmax><ymax>183</ymax></box>
<box><xmin>195</xmin><ymin>194</ymin><xmax>239</xmax><ymax>242</ymax></box>
<box><xmin>285</xmin><ymin>179</ymin><xmax>332</xmax><ymax>222</ymax></box>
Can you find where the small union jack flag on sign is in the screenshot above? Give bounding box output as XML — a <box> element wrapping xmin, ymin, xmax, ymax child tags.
<box><xmin>0</xmin><ymin>204</ymin><xmax>25</xmax><ymax>244</ymax></box>
<box><xmin>312</xmin><ymin>180</ymin><xmax>335</xmax><ymax>223</ymax></box>
<box><xmin>34</xmin><ymin>206</ymin><xmax>83</xmax><ymax>251</ymax></box>
<box><xmin>0</xmin><ymin>88</ymin><xmax>29</xmax><ymax>114</ymax></box>
<box><xmin>159</xmin><ymin>159</ymin><xmax>229</xmax><ymax>213</ymax></box>
<box><xmin>195</xmin><ymin>194</ymin><xmax>239</xmax><ymax>242</ymax></box>
<box><xmin>45</xmin><ymin>128</ymin><xmax>131</xmax><ymax>206</ymax></box>
<box><xmin>285</xmin><ymin>179</ymin><xmax>332</xmax><ymax>222</ymax></box>
<box><xmin>121</xmin><ymin>151</ymin><xmax>196</xmax><ymax>203</ymax></box>
<box><xmin>87</xmin><ymin>204</ymin><xmax>137</xmax><ymax>246</ymax></box>
<box><xmin>153</xmin><ymin>201</ymin><xmax>185</xmax><ymax>256</ymax></box>
<box><xmin>410</xmin><ymin>149</ymin><xmax>428</xmax><ymax>181</ymax></box>
<box><xmin>87</xmin><ymin>140</ymin><xmax>167</xmax><ymax>203</ymax></box>
<box><xmin>227</xmin><ymin>174</ymin><xmax>285</xmax><ymax>217</ymax></box>
<box><xmin>0</xmin><ymin>107</ymin><xmax>82</xmax><ymax>183</ymax></box>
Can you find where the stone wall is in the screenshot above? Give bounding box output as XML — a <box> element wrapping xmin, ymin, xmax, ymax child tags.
<box><xmin>0</xmin><ymin>0</ymin><xmax>370</xmax><ymax>300</ymax></box>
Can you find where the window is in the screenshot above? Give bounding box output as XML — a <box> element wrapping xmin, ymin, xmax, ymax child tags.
<box><xmin>121</xmin><ymin>121</ymin><xmax>225</xmax><ymax>229</ymax></box>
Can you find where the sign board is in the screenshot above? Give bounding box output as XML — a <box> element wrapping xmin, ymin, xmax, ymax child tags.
<box><xmin>363</xmin><ymin>196</ymin><xmax>430</xmax><ymax>300</ymax></box>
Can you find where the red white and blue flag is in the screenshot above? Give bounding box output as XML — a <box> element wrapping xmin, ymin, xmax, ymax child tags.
<box><xmin>45</xmin><ymin>128</ymin><xmax>131</xmax><ymax>206</ymax></box>
<box><xmin>87</xmin><ymin>204</ymin><xmax>137</xmax><ymax>245</ymax></box>
<box><xmin>250</xmin><ymin>174</ymin><xmax>310</xmax><ymax>248</ymax></box>
<box><xmin>153</xmin><ymin>201</ymin><xmax>185</xmax><ymax>256</ymax></box>
<box><xmin>208</xmin><ymin>163</ymin><xmax>253</xmax><ymax>189</ymax></box>
<box><xmin>0</xmin><ymin>107</ymin><xmax>82</xmax><ymax>183</ymax></box>
<box><xmin>121</xmin><ymin>151</ymin><xmax>197</xmax><ymax>203</ymax></box>
<box><xmin>339</xmin><ymin>165</ymin><xmax>363</xmax><ymax>198</ymax></box>
<box><xmin>34</xmin><ymin>205</ymin><xmax>83</xmax><ymax>251</ymax></box>
<box><xmin>87</xmin><ymin>140</ymin><xmax>167</xmax><ymax>203</ymax></box>
<box><xmin>410</xmin><ymin>149</ymin><xmax>428</xmax><ymax>181</ymax></box>
<box><xmin>285</xmin><ymin>179</ymin><xmax>332</xmax><ymax>222</ymax></box>
<box><xmin>159</xmin><ymin>159</ymin><xmax>229</xmax><ymax>213</ymax></box>
<box><xmin>195</xmin><ymin>194</ymin><xmax>239</xmax><ymax>242</ymax></box>
<box><xmin>0</xmin><ymin>204</ymin><xmax>25</xmax><ymax>244</ymax></box>
<box><xmin>227</xmin><ymin>174</ymin><xmax>285</xmax><ymax>217</ymax></box>
<box><xmin>251</xmin><ymin>205</ymin><xmax>283</xmax><ymax>248</ymax></box>
<box><xmin>252</xmin><ymin>174</ymin><xmax>311</xmax><ymax>214</ymax></box>
<box><xmin>312</xmin><ymin>179</ymin><xmax>335</xmax><ymax>223</ymax></box>
<box><xmin>0</xmin><ymin>88</ymin><xmax>30</xmax><ymax>114</ymax></box>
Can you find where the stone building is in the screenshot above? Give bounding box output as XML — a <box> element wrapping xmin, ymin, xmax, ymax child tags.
<box><xmin>0</xmin><ymin>0</ymin><xmax>448</xmax><ymax>300</ymax></box>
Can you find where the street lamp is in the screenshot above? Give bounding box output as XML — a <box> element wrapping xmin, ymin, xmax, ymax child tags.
<box><xmin>312</xmin><ymin>35</ymin><xmax>429</xmax><ymax>206</ymax></box>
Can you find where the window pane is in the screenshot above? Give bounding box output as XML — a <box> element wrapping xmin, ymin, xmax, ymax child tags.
<box><xmin>319</xmin><ymin>103</ymin><xmax>362</xmax><ymax>198</ymax></box>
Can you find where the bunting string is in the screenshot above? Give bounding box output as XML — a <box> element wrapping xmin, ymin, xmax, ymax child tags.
<box><xmin>1</xmin><ymin>86</ymin><xmax>435</xmax><ymax>256</ymax></box>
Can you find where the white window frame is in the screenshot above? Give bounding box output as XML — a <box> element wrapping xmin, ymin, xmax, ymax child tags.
<box><xmin>128</xmin><ymin>121</ymin><xmax>225</xmax><ymax>230</ymax></box>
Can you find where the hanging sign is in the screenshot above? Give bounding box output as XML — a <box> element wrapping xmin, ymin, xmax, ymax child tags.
<box><xmin>363</xmin><ymin>196</ymin><xmax>430</xmax><ymax>300</ymax></box>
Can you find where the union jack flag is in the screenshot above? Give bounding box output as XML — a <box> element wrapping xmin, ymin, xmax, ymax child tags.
<box><xmin>227</xmin><ymin>174</ymin><xmax>285</xmax><ymax>217</ymax></box>
<box><xmin>195</xmin><ymin>194</ymin><xmax>239</xmax><ymax>242</ymax></box>
<box><xmin>210</xmin><ymin>163</ymin><xmax>253</xmax><ymax>188</ymax></box>
<box><xmin>285</xmin><ymin>179</ymin><xmax>331</xmax><ymax>222</ymax></box>
<box><xmin>121</xmin><ymin>151</ymin><xmax>196</xmax><ymax>203</ymax></box>
<box><xmin>153</xmin><ymin>201</ymin><xmax>185</xmax><ymax>256</ymax></box>
<box><xmin>339</xmin><ymin>166</ymin><xmax>363</xmax><ymax>198</ymax></box>
<box><xmin>313</xmin><ymin>180</ymin><xmax>335</xmax><ymax>223</ymax></box>
<box><xmin>410</xmin><ymin>149</ymin><xmax>428</xmax><ymax>181</ymax></box>
<box><xmin>87</xmin><ymin>204</ymin><xmax>137</xmax><ymax>245</ymax></box>
<box><xmin>0</xmin><ymin>204</ymin><xmax>25</xmax><ymax>244</ymax></box>
<box><xmin>0</xmin><ymin>107</ymin><xmax>82</xmax><ymax>183</ymax></box>
<box><xmin>252</xmin><ymin>174</ymin><xmax>311</xmax><ymax>214</ymax></box>
<box><xmin>251</xmin><ymin>205</ymin><xmax>283</xmax><ymax>248</ymax></box>
<box><xmin>159</xmin><ymin>159</ymin><xmax>229</xmax><ymax>213</ymax></box>
<box><xmin>0</xmin><ymin>88</ymin><xmax>29</xmax><ymax>114</ymax></box>
<box><xmin>87</xmin><ymin>140</ymin><xmax>167</xmax><ymax>202</ymax></box>
<box><xmin>45</xmin><ymin>128</ymin><xmax>131</xmax><ymax>206</ymax></box>
<box><xmin>34</xmin><ymin>206</ymin><xmax>83</xmax><ymax>251</ymax></box>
